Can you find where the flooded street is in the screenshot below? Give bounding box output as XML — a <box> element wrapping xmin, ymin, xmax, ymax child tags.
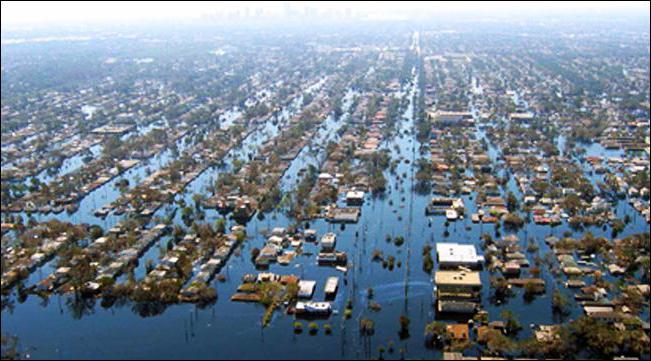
<box><xmin>1</xmin><ymin>8</ymin><xmax>649</xmax><ymax>360</ymax></box>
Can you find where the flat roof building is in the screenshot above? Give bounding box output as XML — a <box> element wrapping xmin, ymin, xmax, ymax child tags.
<box><xmin>324</xmin><ymin>276</ymin><xmax>339</xmax><ymax>298</ymax></box>
<box><xmin>428</xmin><ymin>110</ymin><xmax>473</xmax><ymax>126</ymax></box>
<box><xmin>320</xmin><ymin>232</ymin><xmax>337</xmax><ymax>251</ymax></box>
<box><xmin>298</xmin><ymin>280</ymin><xmax>316</xmax><ymax>299</ymax></box>
<box><xmin>436</xmin><ymin>243</ymin><xmax>484</xmax><ymax>269</ymax></box>
<box><xmin>435</xmin><ymin>270</ymin><xmax>482</xmax><ymax>289</ymax></box>
<box><xmin>435</xmin><ymin>270</ymin><xmax>482</xmax><ymax>314</ymax></box>
<box><xmin>345</xmin><ymin>190</ymin><xmax>365</xmax><ymax>205</ymax></box>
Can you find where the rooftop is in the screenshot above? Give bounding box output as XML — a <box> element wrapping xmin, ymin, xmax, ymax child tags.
<box><xmin>435</xmin><ymin>271</ymin><xmax>482</xmax><ymax>287</ymax></box>
<box><xmin>436</xmin><ymin>243</ymin><xmax>484</xmax><ymax>265</ymax></box>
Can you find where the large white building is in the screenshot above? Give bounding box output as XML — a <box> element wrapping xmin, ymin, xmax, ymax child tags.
<box><xmin>436</xmin><ymin>243</ymin><xmax>484</xmax><ymax>269</ymax></box>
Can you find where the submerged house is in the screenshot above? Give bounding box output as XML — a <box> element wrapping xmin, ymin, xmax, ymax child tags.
<box><xmin>326</xmin><ymin>206</ymin><xmax>361</xmax><ymax>223</ymax></box>
<box><xmin>255</xmin><ymin>245</ymin><xmax>280</xmax><ymax>267</ymax></box>
<box><xmin>324</xmin><ymin>276</ymin><xmax>339</xmax><ymax>299</ymax></box>
<box><xmin>320</xmin><ymin>232</ymin><xmax>337</xmax><ymax>251</ymax></box>
<box><xmin>345</xmin><ymin>190</ymin><xmax>365</xmax><ymax>206</ymax></box>
<box><xmin>298</xmin><ymin>280</ymin><xmax>316</xmax><ymax>299</ymax></box>
<box><xmin>295</xmin><ymin>301</ymin><xmax>332</xmax><ymax>315</ymax></box>
<box><xmin>427</xmin><ymin>197</ymin><xmax>464</xmax><ymax>215</ymax></box>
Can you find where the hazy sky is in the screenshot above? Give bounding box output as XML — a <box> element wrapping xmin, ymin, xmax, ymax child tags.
<box><xmin>2</xmin><ymin>1</ymin><xmax>649</xmax><ymax>27</ymax></box>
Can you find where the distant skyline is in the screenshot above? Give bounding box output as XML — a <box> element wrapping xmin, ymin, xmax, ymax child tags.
<box><xmin>2</xmin><ymin>1</ymin><xmax>649</xmax><ymax>29</ymax></box>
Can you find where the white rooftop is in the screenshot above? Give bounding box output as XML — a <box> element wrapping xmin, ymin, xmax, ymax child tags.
<box><xmin>436</xmin><ymin>243</ymin><xmax>484</xmax><ymax>265</ymax></box>
<box><xmin>271</xmin><ymin>227</ymin><xmax>286</xmax><ymax>236</ymax></box>
<box><xmin>346</xmin><ymin>190</ymin><xmax>365</xmax><ymax>199</ymax></box>
<box><xmin>298</xmin><ymin>280</ymin><xmax>316</xmax><ymax>298</ymax></box>
<box><xmin>321</xmin><ymin>232</ymin><xmax>337</xmax><ymax>247</ymax></box>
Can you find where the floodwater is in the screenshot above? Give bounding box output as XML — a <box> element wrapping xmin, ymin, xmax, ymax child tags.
<box><xmin>2</xmin><ymin>70</ymin><xmax>649</xmax><ymax>361</ymax></box>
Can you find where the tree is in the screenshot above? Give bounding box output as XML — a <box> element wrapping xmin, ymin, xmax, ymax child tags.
<box><xmin>422</xmin><ymin>245</ymin><xmax>434</xmax><ymax>274</ymax></box>
<box><xmin>1</xmin><ymin>334</ymin><xmax>19</xmax><ymax>360</ymax></box>
<box><xmin>69</xmin><ymin>256</ymin><xmax>92</xmax><ymax>294</ymax></box>
<box><xmin>503</xmin><ymin>213</ymin><xmax>524</xmax><ymax>228</ymax></box>
<box><xmin>192</xmin><ymin>193</ymin><xmax>204</xmax><ymax>209</ymax></box>
<box><xmin>308</xmin><ymin>322</ymin><xmax>319</xmax><ymax>335</ymax></box>
<box><xmin>569</xmin><ymin>316</ymin><xmax>623</xmax><ymax>358</ymax></box>
<box><xmin>506</xmin><ymin>191</ymin><xmax>519</xmax><ymax>212</ymax></box>
<box><xmin>235</xmin><ymin>231</ymin><xmax>246</xmax><ymax>242</ymax></box>
<box><xmin>369</xmin><ymin>170</ymin><xmax>387</xmax><ymax>194</ymax></box>
<box><xmin>524</xmin><ymin>280</ymin><xmax>541</xmax><ymax>299</ymax></box>
<box><xmin>324</xmin><ymin>324</ymin><xmax>332</xmax><ymax>334</ymax></box>
<box><xmin>367</xmin><ymin>287</ymin><xmax>374</xmax><ymax>299</ymax></box>
<box><xmin>484</xmin><ymin>329</ymin><xmax>515</xmax><ymax>356</ymax></box>
<box><xmin>424</xmin><ymin>321</ymin><xmax>448</xmax><ymax>348</ymax></box>
<box><xmin>181</xmin><ymin>206</ymin><xmax>194</xmax><ymax>222</ymax></box>
<box><xmin>399</xmin><ymin>315</ymin><xmax>410</xmax><ymax>338</ymax></box>
<box><xmin>500</xmin><ymin>310</ymin><xmax>521</xmax><ymax>335</ymax></box>
<box><xmin>562</xmin><ymin>194</ymin><xmax>582</xmax><ymax>216</ymax></box>
<box><xmin>250</xmin><ymin>247</ymin><xmax>260</xmax><ymax>262</ymax></box>
<box><xmin>215</xmin><ymin>218</ymin><xmax>226</xmax><ymax>234</ymax></box>
<box><xmin>611</xmin><ymin>219</ymin><xmax>625</xmax><ymax>237</ymax></box>
<box><xmin>491</xmin><ymin>277</ymin><xmax>511</xmax><ymax>300</ymax></box>
<box><xmin>173</xmin><ymin>225</ymin><xmax>185</xmax><ymax>241</ymax></box>
<box><xmin>293</xmin><ymin>321</ymin><xmax>303</xmax><ymax>334</ymax></box>
<box><xmin>552</xmin><ymin>289</ymin><xmax>570</xmax><ymax>316</ymax></box>
<box><xmin>89</xmin><ymin>225</ymin><xmax>104</xmax><ymax>239</ymax></box>
<box><xmin>359</xmin><ymin>318</ymin><xmax>375</xmax><ymax>336</ymax></box>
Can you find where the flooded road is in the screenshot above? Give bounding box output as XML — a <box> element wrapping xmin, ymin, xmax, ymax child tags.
<box><xmin>2</xmin><ymin>31</ymin><xmax>649</xmax><ymax>360</ymax></box>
